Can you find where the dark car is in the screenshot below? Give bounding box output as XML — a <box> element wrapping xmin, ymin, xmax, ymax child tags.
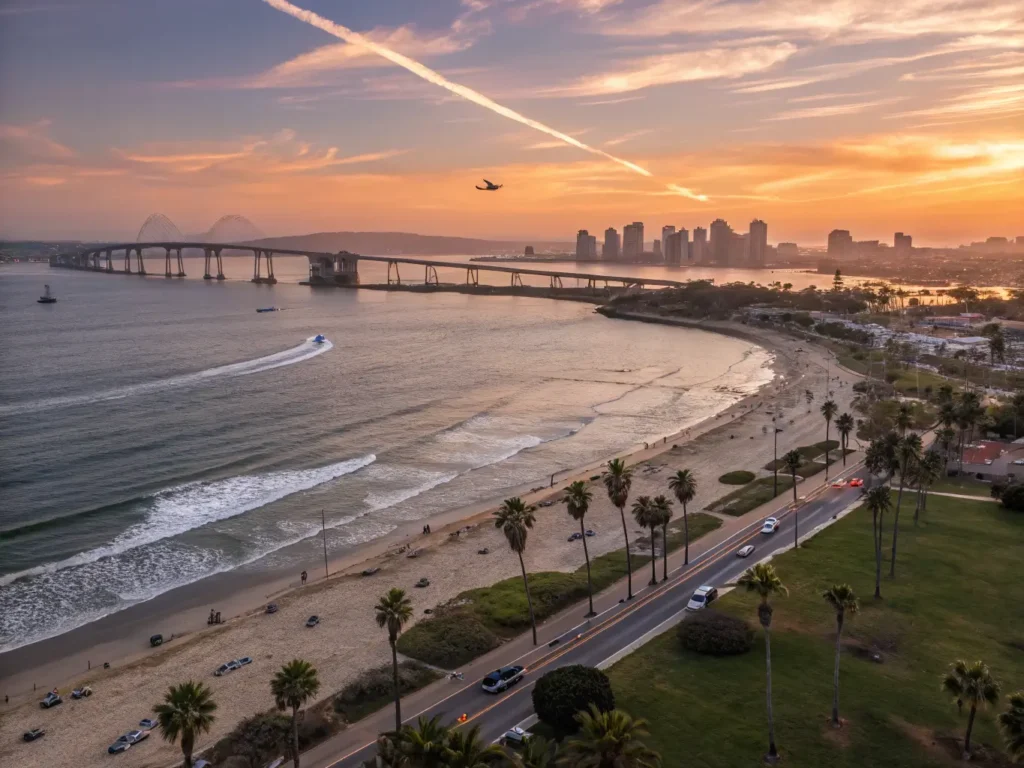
<box><xmin>23</xmin><ymin>728</ymin><xmax>45</xmax><ymax>742</ymax></box>
<box><xmin>108</xmin><ymin>740</ymin><xmax>130</xmax><ymax>754</ymax></box>
<box><xmin>40</xmin><ymin>692</ymin><xmax>62</xmax><ymax>709</ymax></box>
<box><xmin>306</xmin><ymin>615</ymin><xmax>320</xmax><ymax>628</ymax></box>
<box><xmin>71</xmin><ymin>686</ymin><xmax>93</xmax><ymax>699</ymax></box>
<box><xmin>265</xmin><ymin>603</ymin><xmax>278</xmax><ymax>614</ymax></box>
<box><xmin>481</xmin><ymin>665</ymin><xmax>525</xmax><ymax>694</ymax></box>
<box><xmin>567</xmin><ymin>532</ymin><xmax>582</xmax><ymax>542</ymax></box>
<box><xmin>149</xmin><ymin>634</ymin><xmax>163</xmax><ymax>647</ymax></box>
<box><xmin>139</xmin><ymin>718</ymin><xmax>157</xmax><ymax>730</ymax></box>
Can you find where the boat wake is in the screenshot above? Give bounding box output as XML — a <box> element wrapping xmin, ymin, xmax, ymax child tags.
<box><xmin>0</xmin><ymin>336</ymin><xmax>333</xmax><ymax>417</ymax></box>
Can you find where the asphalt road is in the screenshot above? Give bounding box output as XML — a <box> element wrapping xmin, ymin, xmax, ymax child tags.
<box><xmin>318</xmin><ymin>467</ymin><xmax>867</xmax><ymax>767</ymax></box>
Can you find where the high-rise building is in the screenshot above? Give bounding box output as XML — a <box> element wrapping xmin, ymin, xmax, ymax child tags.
<box><xmin>749</xmin><ymin>219</ymin><xmax>768</xmax><ymax>268</ymax></box>
<box><xmin>602</xmin><ymin>228</ymin><xmax>620</xmax><ymax>261</ymax></box>
<box><xmin>665</xmin><ymin>228</ymin><xmax>689</xmax><ymax>267</ymax></box>
<box><xmin>828</xmin><ymin>229</ymin><xmax>853</xmax><ymax>258</ymax></box>
<box><xmin>587</xmin><ymin>234</ymin><xmax>597</xmax><ymax>260</ymax></box>
<box><xmin>661</xmin><ymin>225</ymin><xmax>676</xmax><ymax>262</ymax></box>
<box><xmin>894</xmin><ymin>232</ymin><xmax>912</xmax><ymax>255</ymax></box>
<box><xmin>692</xmin><ymin>227</ymin><xmax>707</xmax><ymax>263</ymax></box>
<box><xmin>653</xmin><ymin>239</ymin><xmax>662</xmax><ymax>258</ymax></box>
<box><xmin>731</xmin><ymin>233</ymin><xmax>748</xmax><ymax>266</ymax></box>
<box><xmin>622</xmin><ymin>222</ymin><xmax>644</xmax><ymax>261</ymax></box>
<box><xmin>709</xmin><ymin>218</ymin><xmax>734</xmax><ymax>265</ymax></box>
<box><xmin>576</xmin><ymin>229</ymin><xmax>590</xmax><ymax>261</ymax></box>
<box><xmin>777</xmin><ymin>242</ymin><xmax>798</xmax><ymax>258</ymax></box>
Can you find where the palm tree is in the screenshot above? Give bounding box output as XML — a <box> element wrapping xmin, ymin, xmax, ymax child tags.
<box><xmin>495</xmin><ymin>497</ymin><xmax>538</xmax><ymax>645</ymax></box>
<box><xmin>914</xmin><ymin>450</ymin><xmax>943</xmax><ymax>525</ymax></box>
<box><xmin>363</xmin><ymin>733</ymin><xmax>407</xmax><ymax>768</ymax></box>
<box><xmin>603</xmin><ymin>458</ymin><xmax>635</xmax><ymax>600</ymax></box>
<box><xmin>398</xmin><ymin>715</ymin><xmax>450</xmax><ymax>768</ymax></box>
<box><xmin>444</xmin><ymin>724</ymin><xmax>508</xmax><ymax>767</ymax></box>
<box><xmin>557</xmin><ymin>704</ymin><xmax>661</xmax><ymax>768</ymax></box>
<box><xmin>562</xmin><ymin>481</ymin><xmax>596</xmax><ymax>616</ymax></box>
<box><xmin>375</xmin><ymin>588</ymin><xmax>414</xmax><ymax>731</ymax></box>
<box><xmin>891</xmin><ymin>432</ymin><xmax>922</xmax><ymax>578</ymax></box>
<box><xmin>652</xmin><ymin>494</ymin><xmax>674</xmax><ymax>581</ymax></box>
<box><xmin>835</xmin><ymin>412</ymin><xmax>854</xmax><ymax>467</ymax></box>
<box><xmin>998</xmin><ymin>691</ymin><xmax>1024</xmax><ymax>763</ymax></box>
<box><xmin>153</xmin><ymin>681</ymin><xmax>217</xmax><ymax>768</ymax></box>
<box><xmin>272</xmin><ymin>659</ymin><xmax>321</xmax><ymax>768</ymax></box>
<box><xmin>631</xmin><ymin>496</ymin><xmax>659</xmax><ymax>586</ymax></box>
<box><xmin>862</xmin><ymin>486</ymin><xmax>892</xmax><ymax>599</ymax></box>
<box><xmin>821</xmin><ymin>399</ymin><xmax>838</xmax><ymax>480</ymax></box>
<box><xmin>783</xmin><ymin>450</ymin><xmax>802</xmax><ymax>504</ymax></box>
<box><xmin>516</xmin><ymin>735</ymin><xmax>558</xmax><ymax>768</ymax></box>
<box><xmin>937</xmin><ymin>426</ymin><xmax>956</xmax><ymax>466</ymax></box>
<box><xmin>738</xmin><ymin>563</ymin><xmax>788</xmax><ymax>763</ymax></box>
<box><xmin>822</xmin><ymin>584</ymin><xmax>859</xmax><ymax>727</ymax></box>
<box><xmin>668</xmin><ymin>469</ymin><xmax>696</xmax><ymax>565</ymax></box>
<box><xmin>895</xmin><ymin>402</ymin><xmax>914</xmax><ymax>436</ymax></box>
<box><xmin>942</xmin><ymin>660</ymin><xmax>1001</xmax><ymax>759</ymax></box>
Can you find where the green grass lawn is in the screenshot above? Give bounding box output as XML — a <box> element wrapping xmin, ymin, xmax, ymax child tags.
<box><xmin>606</xmin><ymin>494</ymin><xmax>1024</xmax><ymax>767</ymax></box>
<box><xmin>398</xmin><ymin>513</ymin><xmax>722</xmax><ymax>667</ymax></box>
<box><xmin>928</xmin><ymin>475</ymin><xmax>994</xmax><ymax>497</ymax></box>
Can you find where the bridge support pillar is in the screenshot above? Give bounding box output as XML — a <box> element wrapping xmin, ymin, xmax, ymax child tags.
<box><xmin>203</xmin><ymin>248</ymin><xmax>212</xmax><ymax>279</ymax></box>
<box><xmin>465</xmin><ymin>267</ymin><xmax>479</xmax><ymax>286</ymax></box>
<box><xmin>216</xmin><ymin>248</ymin><xmax>224</xmax><ymax>280</ymax></box>
<box><xmin>387</xmin><ymin>260</ymin><xmax>401</xmax><ymax>285</ymax></box>
<box><xmin>176</xmin><ymin>248</ymin><xmax>185</xmax><ymax>277</ymax></box>
<box><xmin>549</xmin><ymin>275</ymin><xmax>562</xmax><ymax>289</ymax></box>
<box><xmin>164</xmin><ymin>248</ymin><xmax>173</xmax><ymax>278</ymax></box>
<box><xmin>424</xmin><ymin>265</ymin><xmax>438</xmax><ymax>286</ymax></box>
<box><xmin>136</xmin><ymin>247</ymin><xmax>147</xmax><ymax>275</ymax></box>
<box><xmin>511</xmin><ymin>272</ymin><xmax>523</xmax><ymax>287</ymax></box>
<box><xmin>124</xmin><ymin>247</ymin><xmax>132</xmax><ymax>274</ymax></box>
<box><xmin>106</xmin><ymin>249</ymin><xmax>113</xmax><ymax>272</ymax></box>
<box><xmin>251</xmin><ymin>249</ymin><xmax>276</xmax><ymax>284</ymax></box>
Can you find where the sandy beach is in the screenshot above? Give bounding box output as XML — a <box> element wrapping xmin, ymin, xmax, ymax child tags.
<box><xmin>0</xmin><ymin>320</ymin><xmax>861</xmax><ymax>768</ymax></box>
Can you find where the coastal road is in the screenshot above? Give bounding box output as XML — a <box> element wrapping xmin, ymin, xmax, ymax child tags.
<box><xmin>313</xmin><ymin>466</ymin><xmax>868</xmax><ymax>768</ymax></box>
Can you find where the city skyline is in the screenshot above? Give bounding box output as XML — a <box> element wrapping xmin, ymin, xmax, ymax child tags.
<box><xmin>1</xmin><ymin>0</ymin><xmax>1022</xmax><ymax>244</ymax></box>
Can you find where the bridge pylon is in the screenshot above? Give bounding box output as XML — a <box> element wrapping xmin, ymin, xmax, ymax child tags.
<box><xmin>252</xmin><ymin>249</ymin><xmax>276</xmax><ymax>284</ymax></box>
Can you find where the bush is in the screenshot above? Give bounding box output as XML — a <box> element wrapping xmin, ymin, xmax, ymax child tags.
<box><xmin>1000</xmin><ymin>484</ymin><xmax>1024</xmax><ymax>512</ymax></box>
<box><xmin>396</xmin><ymin>610</ymin><xmax>501</xmax><ymax>668</ymax></box>
<box><xmin>678</xmin><ymin>610</ymin><xmax>755</xmax><ymax>656</ymax></box>
<box><xmin>532</xmin><ymin>665</ymin><xmax>615</xmax><ymax>734</ymax></box>
<box><xmin>208</xmin><ymin>712</ymin><xmax>290</xmax><ymax>768</ymax></box>
<box><xmin>333</xmin><ymin>661</ymin><xmax>441</xmax><ymax>723</ymax></box>
<box><xmin>718</xmin><ymin>470</ymin><xmax>755</xmax><ymax>485</ymax></box>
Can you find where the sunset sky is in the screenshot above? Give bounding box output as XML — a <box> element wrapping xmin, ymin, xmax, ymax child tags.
<box><xmin>1</xmin><ymin>0</ymin><xmax>1022</xmax><ymax>245</ymax></box>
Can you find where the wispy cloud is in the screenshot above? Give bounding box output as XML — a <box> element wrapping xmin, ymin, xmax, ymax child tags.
<box><xmin>766</xmin><ymin>98</ymin><xmax>900</xmax><ymax>121</ymax></box>
<box><xmin>576</xmin><ymin>95</ymin><xmax>646</xmax><ymax>106</ymax></box>
<box><xmin>0</xmin><ymin>121</ymin><xmax>75</xmax><ymax>161</ymax></box>
<box><xmin>887</xmin><ymin>83</ymin><xmax>1024</xmax><ymax>120</ymax></box>
<box><xmin>604</xmin><ymin>129</ymin><xmax>654</xmax><ymax>146</ymax></box>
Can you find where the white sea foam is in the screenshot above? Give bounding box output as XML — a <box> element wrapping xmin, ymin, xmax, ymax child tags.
<box><xmin>0</xmin><ymin>453</ymin><xmax>374</xmax><ymax>588</ymax></box>
<box><xmin>0</xmin><ymin>336</ymin><xmax>333</xmax><ymax>417</ymax></box>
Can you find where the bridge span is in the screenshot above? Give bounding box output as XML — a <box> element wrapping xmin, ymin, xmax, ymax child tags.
<box><xmin>50</xmin><ymin>242</ymin><xmax>694</xmax><ymax>291</ymax></box>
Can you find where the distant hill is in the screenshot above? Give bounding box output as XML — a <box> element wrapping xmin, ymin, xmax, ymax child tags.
<box><xmin>250</xmin><ymin>231</ymin><xmax>571</xmax><ymax>256</ymax></box>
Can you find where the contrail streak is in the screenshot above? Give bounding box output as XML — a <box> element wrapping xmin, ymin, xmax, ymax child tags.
<box><xmin>261</xmin><ymin>0</ymin><xmax>708</xmax><ymax>201</ymax></box>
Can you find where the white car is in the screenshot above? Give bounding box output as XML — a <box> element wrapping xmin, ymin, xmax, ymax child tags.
<box><xmin>761</xmin><ymin>517</ymin><xmax>780</xmax><ymax>534</ymax></box>
<box><xmin>501</xmin><ymin>726</ymin><xmax>527</xmax><ymax>747</ymax></box>
<box><xmin>685</xmin><ymin>585</ymin><xmax>719</xmax><ymax>611</ymax></box>
<box><xmin>736</xmin><ymin>544</ymin><xmax>755</xmax><ymax>558</ymax></box>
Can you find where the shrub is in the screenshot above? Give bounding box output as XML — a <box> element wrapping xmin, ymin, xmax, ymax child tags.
<box><xmin>718</xmin><ymin>470</ymin><xmax>755</xmax><ymax>485</ymax></box>
<box><xmin>533</xmin><ymin>665</ymin><xmax>615</xmax><ymax>734</ymax></box>
<box><xmin>1000</xmin><ymin>484</ymin><xmax>1024</xmax><ymax>512</ymax></box>
<box><xmin>208</xmin><ymin>712</ymin><xmax>290</xmax><ymax>768</ymax></box>
<box><xmin>678</xmin><ymin>610</ymin><xmax>755</xmax><ymax>656</ymax></box>
<box><xmin>333</xmin><ymin>661</ymin><xmax>441</xmax><ymax>722</ymax></box>
<box><xmin>396</xmin><ymin>610</ymin><xmax>501</xmax><ymax>668</ymax></box>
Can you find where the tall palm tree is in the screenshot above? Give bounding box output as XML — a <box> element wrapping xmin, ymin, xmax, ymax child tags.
<box><xmin>444</xmin><ymin>724</ymin><xmax>509</xmax><ymax>767</ymax></box>
<box><xmin>557</xmin><ymin>704</ymin><xmax>661</xmax><ymax>768</ymax></box>
<box><xmin>956</xmin><ymin>391</ymin><xmax>983</xmax><ymax>474</ymax></box>
<box><xmin>942</xmin><ymin>660</ymin><xmax>1001</xmax><ymax>759</ymax></box>
<box><xmin>914</xmin><ymin>450</ymin><xmax>943</xmax><ymax>525</ymax></box>
<box><xmin>891</xmin><ymin>432</ymin><xmax>922</xmax><ymax>578</ymax></box>
<box><xmin>783</xmin><ymin>449</ymin><xmax>802</xmax><ymax>505</ymax></box>
<box><xmin>738</xmin><ymin>563</ymin><xmax>788</xmax><ymax>763</ymax></box>
<box><xmin>822</xmin><ymin>584</ymin><xmax>859</xmax><ymax>727</ymax></box>
<box><xmin>398</xmin><ymin>715</ymin><xmax>450</xmax><ymax>768</ymax></box>
<box><xmin>363</xmin><ymin>733</ymin><xmax>407</xmax><ymax>768</ymax></box>
<box><xmin>998</xmin><ymin>690</ymin><xmax>1024</xmax><ymax>763</ymax></box>
<box><xmin>631</xmin><ymin>496</ymin><xmax>659</xmax><ymax>586</ymax></box>
<box><xmin>603</xmin><ymin>458</ymin><xmax>635</xmax><ymax>600</ymax></box>
<box><xmin>667</xmin><ymin>469</ymin><xmax>696</xmax><ymax>565</ymax></box>
<box><xmin>375</xmin><ymin>588</ymin><xmax>414</xmax><ymax>731</ymax></box>
<box><xmin>153</xmin><ymin>681</ymin><xmax>217</xmax><ymax>768</ymax></box>
<box><xmin>495</xmin><ymin>497</ymin><xmax>538</xmax><ymax>645</ymax></box>
<box><xmin>936</xmin><ymin>426</ymin><xmax>956</xmax><ymax>466</ymax></box>
<box><xmin>272</xmin><ymin>659</ymin><xmax>321</xmax><ymax>768</ymax></box>
<box><xmin>821</xmin><ymin>399</ymin><xmax>838</xmax><ymax>480</ymax></box>
<box><xmin>835</xmin><ymin>412</ymin><xmax>854</xmax><ymax>467</ymax></box>
<box><xmin>862</xmin><ymin>486</ymin><xmax>892</xmax><ymax>599</ymax></box>
<box><xmin>652</xmin><ymin>494</ymin><xmax>674</xmax><ymax>581</ymax></box>
<box><xmin>562</xmin><ymin>481</ymin><xmax>596</xmax><ymax>616</ymax></box>
<box><xmin>517</xmin><ymin>736</ymin><xmax>558</xmax><ymax>768</ymax></box>
<box><xmin>895</xmin><ymin>402</ymin><xmax>913</xmax><ymax>436</ymax></box>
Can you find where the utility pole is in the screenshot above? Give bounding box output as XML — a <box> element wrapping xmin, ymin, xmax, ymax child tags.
<box><xmin>773</xmin><ymin>419</ymin><xmax>782</xmax><ymax>498</ymax></box>
<box><xmin>321</xmin><ymin>509</ymin><xmax>329</xmax><ymax>579</ymax></box>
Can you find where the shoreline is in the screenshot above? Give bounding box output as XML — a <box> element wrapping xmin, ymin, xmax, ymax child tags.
<box><xmin>0</xmin><ymin>317</ymin><xmax>860</xmax><ymax>768</ymax></box>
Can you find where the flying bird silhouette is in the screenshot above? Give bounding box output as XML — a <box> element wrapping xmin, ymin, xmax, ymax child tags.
<box><xmin>475</xmin><ymin>179</ymin><xmax>502</xmax><ymax>191</ymax></box>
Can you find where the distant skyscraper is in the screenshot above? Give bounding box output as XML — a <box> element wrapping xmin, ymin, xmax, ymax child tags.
<box><xmin>587</xmin><ymin>234</ymin><xmax>597</xmax><ymax>259</ymax></box>
<box><xmin>666</xmin><ymin>228</ymin><xmax>689</xmax><ymax>267</ymax></box>
<box><xmin>692</xmin><ymin>226</ymin><xmax>707</xmax><ymax>263</ymax></box>
<box><xmin>749</xmin><ymin>219</ymin><xmax>768</xmax><ymax>268</ymax></box>
<box><xmin>828</xmin><ymin>229</ymin><xmax>853</xmax><ymax>258</ymax></box>
<box><xmin>894</xmin><ymin>232</ymin><xmax>912</xmax><ymax>255</ymax></box>
<box><xmin>661</xmin><ymin>225</ymin><xmax>675</xmax><ymax>262</ymax></box>
<box><xmin>602</xmin><ymin>228</ymin><xmax>620</xmax><ymax>261</ymax></box>
<box><xmin>623</xmin><ymin>222</ymin><xmax>644</xmax><ymax>260</ymax></box>
<box><xmin>653</xmin><ymin>239</ymin><xmax>662</xmax><ymax>258</ymax></box>
<box><xmin>709</xmin><ymin>218</ymin><xmax>734</xmax><ymax>266</ymax></box>
<box><xmin>576</xmin><ymin>229</ymin><xmax>590</xmax><ymax>261</ymax></box>
<box><xmin>777</xmin><ymin>242</ymin><xmax>798</xmax><ymax>258</ymax></box>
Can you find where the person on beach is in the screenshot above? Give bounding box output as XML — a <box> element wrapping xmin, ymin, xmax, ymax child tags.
<box><xmin>301</xmin><ymin>570</ymin><xmax>307</xmax><ymax>585</ymax></box>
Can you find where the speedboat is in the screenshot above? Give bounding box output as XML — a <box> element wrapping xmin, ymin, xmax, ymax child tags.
<box><xmin>312</xmin><ymin>334</ymin><xmax>327</xmax><ymax>344</ymax></box>
<box><xmin>37</xmin><ymin>284</ymin><xmax>57</xmax><ymax>304</ymax></box>
<box><xmin>256</xmin><ymin>307</ymin><xmax>278</xmax><ymax>313</ymax></box>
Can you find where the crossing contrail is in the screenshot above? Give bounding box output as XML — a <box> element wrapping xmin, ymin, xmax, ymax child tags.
<box><xmin>260</xmin><ymin>0</ymin><xmax>708</xmax><ymax>202</ymax></box>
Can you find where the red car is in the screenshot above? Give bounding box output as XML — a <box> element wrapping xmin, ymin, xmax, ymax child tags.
<box><xmin>849</xmin><ymin>478</ymin><xmax>864</xmax><ymax>488</ymax></box>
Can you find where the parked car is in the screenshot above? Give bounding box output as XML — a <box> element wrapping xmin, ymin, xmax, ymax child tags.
<box><xmin>71</xmin><ymin>686</ymin><xmax>93</xmax><ymax>699</ymax></box>
<box><xmin>361</xmin><ymin>567</ymin><xmax>381</xmax><ymax>576</ymax></box>
<box><xmin>23</xmin><ymin>728</ymin><xmax>45</xmax><ymax>742</ymax></box>
<box><xmin>736</xmin><ymin>544</ymin><xmax>755</xmax><ymax>558</ymax></box>
<box><xmin>107</xmin><ymin>740</ymin><xmax>131</xmax><ymax>754</ymax></box>
<box><xmin>118</xmin><ymin>730</ymin><xmax>148</xmax><ymax>745</ymax></box>
<box><xmin>306</xmin><ymin>615</ymin><xmax>320</xmax><ymax>628</ymax></box>
<box><xmin>567</xmin><ymin>532</ymin><xmax>582</xmax><ymax>542</ymax></box>
<box><xmin>236</xmin><ymin>656</ymin><xmax>253</xmax><ymax>667</ymax></box>
<box><xmin>265</xmin><ymin>603</ymin><xmax>278</xmax><ymax>614</ymax></box>
<box><xmin>149</xmin><ymin>634</ymin><xmax>163</xmax><ymax>647</ymax></box>
<box><xmin>686</xmin><ymin>585</ymin><xmax>719</xmax><ymax>611</ymax></box>
<box><xmin>500</xmin><ymin>726</ymin><xmax>527</xmax><ymax>747</ymax></box>
<box><xmin>761</xmin><ymin>517</ymin><xmax>780</xmax><ymax>534</ymax></box>
<box><xmin>139</xmin><ymin>718</ymin><xmax>157</xmax><ymax>730</ymax></box>
<box><xmin>215</xmin><ymin>660</ymin><xmax>240</xmax><ymax>677</ymax></box>
<box><xmin>481</xmin><ymin>665</ymin><xmax>525</xmax><ymax>694</ymax></box>
<box><xmin>585</xmin><ymin>529</ymin><xmax>596</xmax><ymax>537</ymax></box>
<box><xmin>40</xmin><ymin>692</ymin><xmax>62</xmax><ymax>709</ymax></box>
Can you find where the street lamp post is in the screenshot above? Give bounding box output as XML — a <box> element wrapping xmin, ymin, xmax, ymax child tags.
<box><xmin>773</xmin><ymin>418</ymin><xmax>783</xmax><ymax>498</ymax></box>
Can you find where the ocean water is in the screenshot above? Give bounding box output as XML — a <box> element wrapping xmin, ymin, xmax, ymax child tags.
<box><xmin>0</xmin><ymin>260</ymin><xmax>774</xmax><ymax>654</ymax></box>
